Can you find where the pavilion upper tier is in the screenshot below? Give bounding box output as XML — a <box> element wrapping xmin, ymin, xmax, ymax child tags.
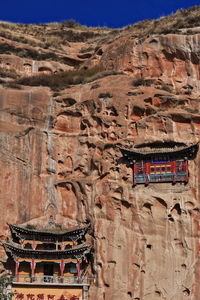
<box><xmin>8</xmin><ymin>223</ymin><xmax>89</xmax><ymax>243</ymax></box>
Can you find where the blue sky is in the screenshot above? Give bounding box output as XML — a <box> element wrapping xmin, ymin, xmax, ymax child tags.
<box><xmin>1</xmin><ymin>0</ymin><xmax>200</xmax><ymax>27</ymax></box>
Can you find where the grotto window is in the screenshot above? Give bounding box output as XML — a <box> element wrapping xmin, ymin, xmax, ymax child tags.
<box><xmin>23</xmin><ymin>63</ymin><xmax>32</xmax><ymax>74</ymax></box>
<box><xmin>38</xmin><ymin>67</ymin><xmax>53</xmax><ymax>74</ymax></box>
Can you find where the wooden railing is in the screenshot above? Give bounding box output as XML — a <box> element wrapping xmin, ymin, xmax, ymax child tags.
<box><xmin>135</xmin><ymin>171</ymin><xmax>187</xmax><ymax>184</ymax></box>
<box><xmin>12</xmin><ymin>275</ymin><xmax>94</xmax><ymax>285</ymax></box>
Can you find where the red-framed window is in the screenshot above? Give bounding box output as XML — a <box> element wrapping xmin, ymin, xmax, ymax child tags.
<box><xmin>149</xmin><ymin>163</ymin><xmax>173</xmax><ymax>174</ymax></box>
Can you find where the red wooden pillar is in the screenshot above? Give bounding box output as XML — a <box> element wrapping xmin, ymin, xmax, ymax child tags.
<box><xmin>77</xmin><ymin>259</ymin><xmax>81</xmax><ymax>282</ymax></box>
<box><xmin>60</xmin><ymin>259</ymin><xmax>65</xmax><ymax>277</ymax></box>
<box><xmin>172</xmin><ymin>161</ymin><xmax>176</xmax><ymax>183</ymax></box>
<box><xmin>31</xmin><ymin>259</ymin><xmax>35</xmax><ymax>282</ymax></box>
<box><xmin>141</xmin><ymin>160</ymin><xmax>144</xmax><ymax>183</ymax></box>
<box><xmin>133</xmin><ymin>163</ymin><xmax>137</xmax><ymax>186</ymax></box>
<box><xmin>185</xmin><ymin>160</ymin><xmax>189</xmax><ymax>183</ymax></box>
<box><xmin>145</xmin><ymin>163</ymin><xmax>149</xmax><ymax>185</ymax></box>
<box><xmin>15</xmin><ymin>259</ymin><xmax>19</xmax><ymax>282</ymax></box>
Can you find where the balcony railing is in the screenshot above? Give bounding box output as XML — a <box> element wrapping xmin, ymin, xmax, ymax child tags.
<box><xmin>12</xmin><ymin>275</ymin><xmax>95</xmax><ymax>285</ymax></box>
<box><xmin>135</xmin><ymin>172</ymin><xmax>187</xmax><ymax>184</ymax></box>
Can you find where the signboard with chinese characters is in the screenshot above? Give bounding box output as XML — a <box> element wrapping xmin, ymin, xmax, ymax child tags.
<box><xmin>13</xmin><ymin>285</ymin><xmax>82</xmax><ymax>300</ymax></box>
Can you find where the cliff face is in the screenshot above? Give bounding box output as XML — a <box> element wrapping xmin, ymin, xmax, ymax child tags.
<box><xmin>1</xmin><ymin>16</ymin><xmax>200</xmax><ymax>300</ymax></box>
<box><xmin>101</xmin><ymin>33</ymin><xmax>200</xmax><ymax>92</ymax></box>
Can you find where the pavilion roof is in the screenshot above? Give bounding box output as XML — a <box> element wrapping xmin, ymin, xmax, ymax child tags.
<box><xmin>8</xmin><ymin>223</ymin><xmax>88</xmax><ymax>242</ymax></box>
<box><xmin>120</xmin><ymin>143</ymin><xmax>198</xmax><ymax>160</ymax></box>
<box><xmin>2</xmin><ymin>242</ymin><xmax>91</xmax><ymax>260</ymax></box>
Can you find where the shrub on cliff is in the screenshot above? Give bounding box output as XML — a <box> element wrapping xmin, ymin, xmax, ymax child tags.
<box><xmin>0</xmin><ymin>274</ymin><xmax>13</xmax><ymax>300</ymax></box>
<box><xmin>16</xmin><ymin>67</ymin><xmax>122</xmax><ymax>90</ymax></box>
<box><xmin>0</xmin><ymin>42</ymin><xmax>59</xmax><ymax>61</ymax></box>
<box><xmin>132</xmin><ymin>78</ymin><xmax>154</xmax><ymax>87</ymax></box>
<box><xmin>160</xmin><ymin>84</ymin><xmax>172</xmax><ymax>93</ymax></box>
<box><xmin>0</xmin><ymin>67</ymin><xmax>18</xmax><ymax>79</ymax></box>
<box><xmin>61</xmin><ymin>19</ymin><xmax>81</xmax><ymax>28</ymax></box>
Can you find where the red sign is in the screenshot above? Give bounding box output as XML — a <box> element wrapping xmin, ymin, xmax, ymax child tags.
<box><xmin>16</xmin><ymin>294</ymin><xmax>79</xmax><ymax>300</ymax></box>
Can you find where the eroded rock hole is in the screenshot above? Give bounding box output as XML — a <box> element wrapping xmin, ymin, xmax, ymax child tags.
<box><xmin>154</xmin><ymin>197</ymin><xmax>167</xmax><ymax>208</ymax></box>
<box><xmin>121</xmin><ymin>200</ymin><xmax>132</xmax><ymax>209</ymax></box>
<box><xmin>144</xmin><ymin>97</ymin><xmax>153</xmax><ymax>104</ymax></box>
<box><xmin>38</xmin><ymin>66</ymin><xmax>52</xmax><ymax>74</ymax></box>
<box><xmin>98</xmin><ymin>92</ymin><xmax>112</xmax><ymax>98</ymax></box>
<box><xmin>108</xmin><ymin>260</ymin><xmax>116</xmax><ymax>264</ymax></box>
<box><xmin>181</xmin><ymin>264</ymin><xmax>187</xmax><ymax>269</ymax></box>
<box><xmin>183</xmin><ymin>288</ymin><xmax>190</xmax><ymax>296</ymax></box>
<box><xmin>143</xmin><ymin>202</ymin><xmax>153</xmax><ymax>210</ymax></box>
<box><xmin>96</xmin><ymin>48</ymin><xmax>103</xmax><ymax>56</ymax></box>
<box><xmin>77</xmin><ymin>53</ymin><xmax>92</xmax><ymax>59</ymax></box>
<box><xmin>80</xmin><ymin>122</ymin><xmax>87</xmax><ymax>130</ymax></box>
<box><xmin>127</xmin><ymin>91</ymin><xmax>144</xmax><ymax>96</ymax></box>
<box><xmin>91</xmin><ymin>83</ymin><xmax>100</xmax><ymax>89</ymax></box>
<box><xmin>168</xmin><ymin>214</ymin><xmax>174</xmax><ymax>222</ymax></box>
<box><xmin>133</xmin><ymin>263</ymin><xmax>140</xmax><ymax>268</ymax></box>
<box><xmin>63</xmin><ymin>98</ymin><xmax>77</xmax><ymax>107</ymax></box>
<box><xmin>155</xmin><ymin>290</ymin><xmax>161</xmax><ymax>296</ymax></box>
<box><xmin>132</xmin><ymin>105</ymin><xmax>145</xmax><ymax>117</ymax></box>
<box><xmin>171</xmin><ymin>203</ymin><xmax>182</xmax><ymax>215</ymax></box>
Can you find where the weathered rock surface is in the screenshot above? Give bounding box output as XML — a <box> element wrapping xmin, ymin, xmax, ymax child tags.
<box><xmin>1</xmin><ymin>14</ymin><xmax>200</xmax><ymax>300</ymax></box>
<box><xmin>101</xmin><ymin>33</ymin><xmax>200</xmax><ymax>92</ymax></box>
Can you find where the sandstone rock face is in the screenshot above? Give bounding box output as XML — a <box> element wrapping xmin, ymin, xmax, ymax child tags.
<box><xmin>101</xmin><ymin>33</ymin><xmax>200</xmax><ymax>92</ymax></box>
<box><xmin>1</xmin><ymin>26</ymin><xmax>200</xmax><ymax>300</ymax></box>
<box><xmin>0</xmin><ymin>54</ymin><xmax>70</xmax><ymax>76</ymax></box>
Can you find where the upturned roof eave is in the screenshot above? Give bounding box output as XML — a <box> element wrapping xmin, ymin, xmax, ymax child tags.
<box><xmin>8</xmin><ymin>223</ymin><xmax>88</xmax><ymax>238</ymax></box>
<box><xmin>120</xmin><ymin>143</ymin><xmax>199</xmax><ymax>158</ymax></box>
<box><xmin>2</xmin><ymin>242</ymin><xmax>91</xmax><ymax>259</ymax></box>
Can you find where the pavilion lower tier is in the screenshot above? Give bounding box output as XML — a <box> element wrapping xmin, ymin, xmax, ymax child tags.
<box><xmin>133</xmin><ymin>160</ymin><xmax>188</xmax><ymax>185</ymax></box>
<box><xmin>14</xmin><ymin>259</ymin><xmax>84</xmax><ymax>284</ymax></box>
